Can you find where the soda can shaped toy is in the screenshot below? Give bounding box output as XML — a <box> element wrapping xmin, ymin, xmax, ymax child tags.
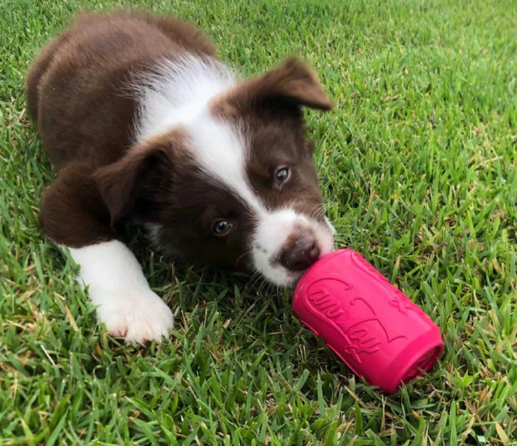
<box><xmin>293</xmin><ymin>249</ymin><xmax>444</xmax><ymax>394</ymax></box>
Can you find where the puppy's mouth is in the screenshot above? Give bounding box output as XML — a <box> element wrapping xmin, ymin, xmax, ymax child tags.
<box><xmin>251</xmin><ymin>210</ymin><xmax>335</xmax><ymax>287</ymax></box>
<box><xmin>275</xmin><ymin>268</ymin><xmax>307</xmax><ymax>288</ymax></box>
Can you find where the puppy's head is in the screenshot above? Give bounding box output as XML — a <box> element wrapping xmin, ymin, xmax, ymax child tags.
<box><xmin>96</xmin><ymin>58</ymin><xmax>335</xmax><ymax>286</ymax></box>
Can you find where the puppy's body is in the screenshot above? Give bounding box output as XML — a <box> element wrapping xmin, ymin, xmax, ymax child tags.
<box><xmin>27</xmin><ymin>12</ymin><xmax>335</xmax><ymax>343</ymax></box>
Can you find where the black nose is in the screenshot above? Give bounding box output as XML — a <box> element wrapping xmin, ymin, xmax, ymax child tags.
<box><xmin>280</xmin><ymin>231</ymin><xmax>320</xmax><ymax>272</ymax></box>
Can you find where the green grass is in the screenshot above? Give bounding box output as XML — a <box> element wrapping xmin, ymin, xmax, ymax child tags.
<box><xmin>1</xmin><ymin>0</ymin><xmax>516</xmax><ymax>444</ymax></box>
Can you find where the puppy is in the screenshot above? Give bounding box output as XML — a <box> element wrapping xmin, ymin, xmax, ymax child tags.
<box><xmin>26</xmin><ymin>12</ymin><xmax>335</xmax><ymax>344</ymax></box>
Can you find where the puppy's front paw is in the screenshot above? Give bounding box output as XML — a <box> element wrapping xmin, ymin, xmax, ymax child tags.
<box><xmin>95</xmin><ymin>288</ymin><xmax>174</xmax><ymax>345</ymax></box>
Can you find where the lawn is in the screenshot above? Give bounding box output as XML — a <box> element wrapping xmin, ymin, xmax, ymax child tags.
<box><xmin>1</xmin><ymin>0</ymin><xmax>516</xmax><ymax>444</ymax></box>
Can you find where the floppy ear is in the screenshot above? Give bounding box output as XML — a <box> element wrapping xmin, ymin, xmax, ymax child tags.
<box><xmin>94</xmin><ymin>137</ymin><xmax>174</xmax><ymax>223</ymax></box>
<box><xmin>212</xmin><ymin>57</ymin><xmax>334</xmax><ymax>115</ymax></box>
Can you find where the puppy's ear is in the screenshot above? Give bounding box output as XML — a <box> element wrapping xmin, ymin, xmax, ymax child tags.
<box><xmin>94</xmin><ymin>134</ymin><xmax>176</xmax><ymax>223</ymax></box>
<box><xmin>212</xmin><ymin>57</ymin><xmax>334</xmax><ymax>115</ymax></box>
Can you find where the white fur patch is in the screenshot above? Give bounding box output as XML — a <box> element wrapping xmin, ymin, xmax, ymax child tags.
<box><xmin>186</xmin><ymin>112</ymin><xmax>264</xmax><ymax>211</ymax></box>
<box><xmin>185</xmin><ymin>115</ymin><xmax>335</xmax><ymax>285</ymax></box>
<box><xmin>185</xmin><ymin>115</ymin><xmax>334</xmax><ymax>284</ymax></box>
<box><xmin>68</xmin><ymin>240</ymin><xmax>174</xmax><ymax>344</ymax></box>
<box><xmin>134</xmin><ymin>56</ymin><xmax>335</xmax><ymax>286</ymax></box>
<box><xmin>252</xmin><ymin>209</ymin><xmax>335</xmax><ymax>286</ymax></box>
<box><xmin>325</xmin><ymin>217</ymin><xmax>337</xmax><ymax>235</ymax></box>
<box><xmin>132</xmin><ymin>55</ymin><xmax>236</xmax><ymax>142</ymax></box>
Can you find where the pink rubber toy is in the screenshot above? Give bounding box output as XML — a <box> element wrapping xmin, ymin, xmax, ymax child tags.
<box><xmin>293</xmin><ymin>249</ymin><xmax>443</xmax><ymax>393</ymax></box>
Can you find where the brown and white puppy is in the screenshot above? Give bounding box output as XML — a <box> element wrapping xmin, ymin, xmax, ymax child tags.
<box><xmin>26</xmin><ymin>12</ymin><xmax>335</xmax><ymax>344</ymax></box>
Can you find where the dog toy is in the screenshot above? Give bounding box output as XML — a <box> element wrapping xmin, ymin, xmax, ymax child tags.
<box><xmin>293</xmin><ymin>249</ymin><xmax>443</xmax><ymax>393</ymax></box>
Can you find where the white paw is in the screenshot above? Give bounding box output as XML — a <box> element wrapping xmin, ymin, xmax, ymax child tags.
<box><xmin>95</xmin><ymin>288</ymin><xmax>174</xmax><ymax>345</ymax></box>
<box><xmin>68</xmin><ymin>240</ymin><xmax>174</xmax><ymax>345</ymax></box>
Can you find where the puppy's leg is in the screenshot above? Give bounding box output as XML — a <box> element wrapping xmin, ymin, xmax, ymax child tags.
<box><xmin>41</xmin><ymin>164</ymin><xmax>174</xmax><ymax>344</ymax></box>
<box><xmin>67</xmin><ymin>240</ymin><xmax>174</xmax><ymax>344</ymax></box>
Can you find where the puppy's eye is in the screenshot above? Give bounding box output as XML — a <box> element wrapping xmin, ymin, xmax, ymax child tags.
<box><xmin>213</xmin><ymin>220</ymin><xmax>233</xmax><ymax>236</ymax></box>
<box><xmin>275</xmin><ymin>167</ymin><xmax>289</xmax><ymax>184</ymax></box>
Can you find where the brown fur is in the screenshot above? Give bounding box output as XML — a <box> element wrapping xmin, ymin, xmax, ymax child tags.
<box><xmin>93</xmin><ymin>130</ymin><xmax>191</xmax><ymax>223</ymax></box>
<box><xmin>27</xmin><ymin>11</ymin><xmax>333</xmax><ymax>274</ymax></box>
<box><xmin>40</xmin><ymin>163</ymin><xmax>115</xmax><ymax>248</ymax></box>
<box><xmin>27</xmin><ymin>12</ymin><xmax>217</xmax><ymax>171</ymax></box>
<box><xmin>27</xmin><ymin>12</ymin><xmax>217</xmax><ymax>248</ymax></box>
<box><xmin>210</xmin><ymin>57</ymin><xmax>333</xmax><ymax>117</ymax></box>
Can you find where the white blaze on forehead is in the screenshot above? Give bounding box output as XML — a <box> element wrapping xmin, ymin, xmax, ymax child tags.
<box><xmin>186</xmin><ymin>112</ymin><xmax>266</xmax><ymax>215</ymax></box>
<box><xmin>132</xmin><ymin>54</ymin><xmax>268</xmax><ymax>216</ymax></box>
<box><xmin>133</xmin><ymin>55</ymin><xmax>266</xmax><ymax>215</ymax></box>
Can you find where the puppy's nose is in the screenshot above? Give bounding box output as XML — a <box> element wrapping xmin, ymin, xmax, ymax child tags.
<box><xmin>280</xmin><ymin>231</ymin><xmax>320</xmax><ymax>271</ymax></box>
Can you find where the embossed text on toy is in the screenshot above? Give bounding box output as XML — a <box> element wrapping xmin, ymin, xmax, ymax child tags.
<box><xmin>307</xmin><ymin>278</ymin><xmax>406</xmax><ymax>363</ymax></box>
